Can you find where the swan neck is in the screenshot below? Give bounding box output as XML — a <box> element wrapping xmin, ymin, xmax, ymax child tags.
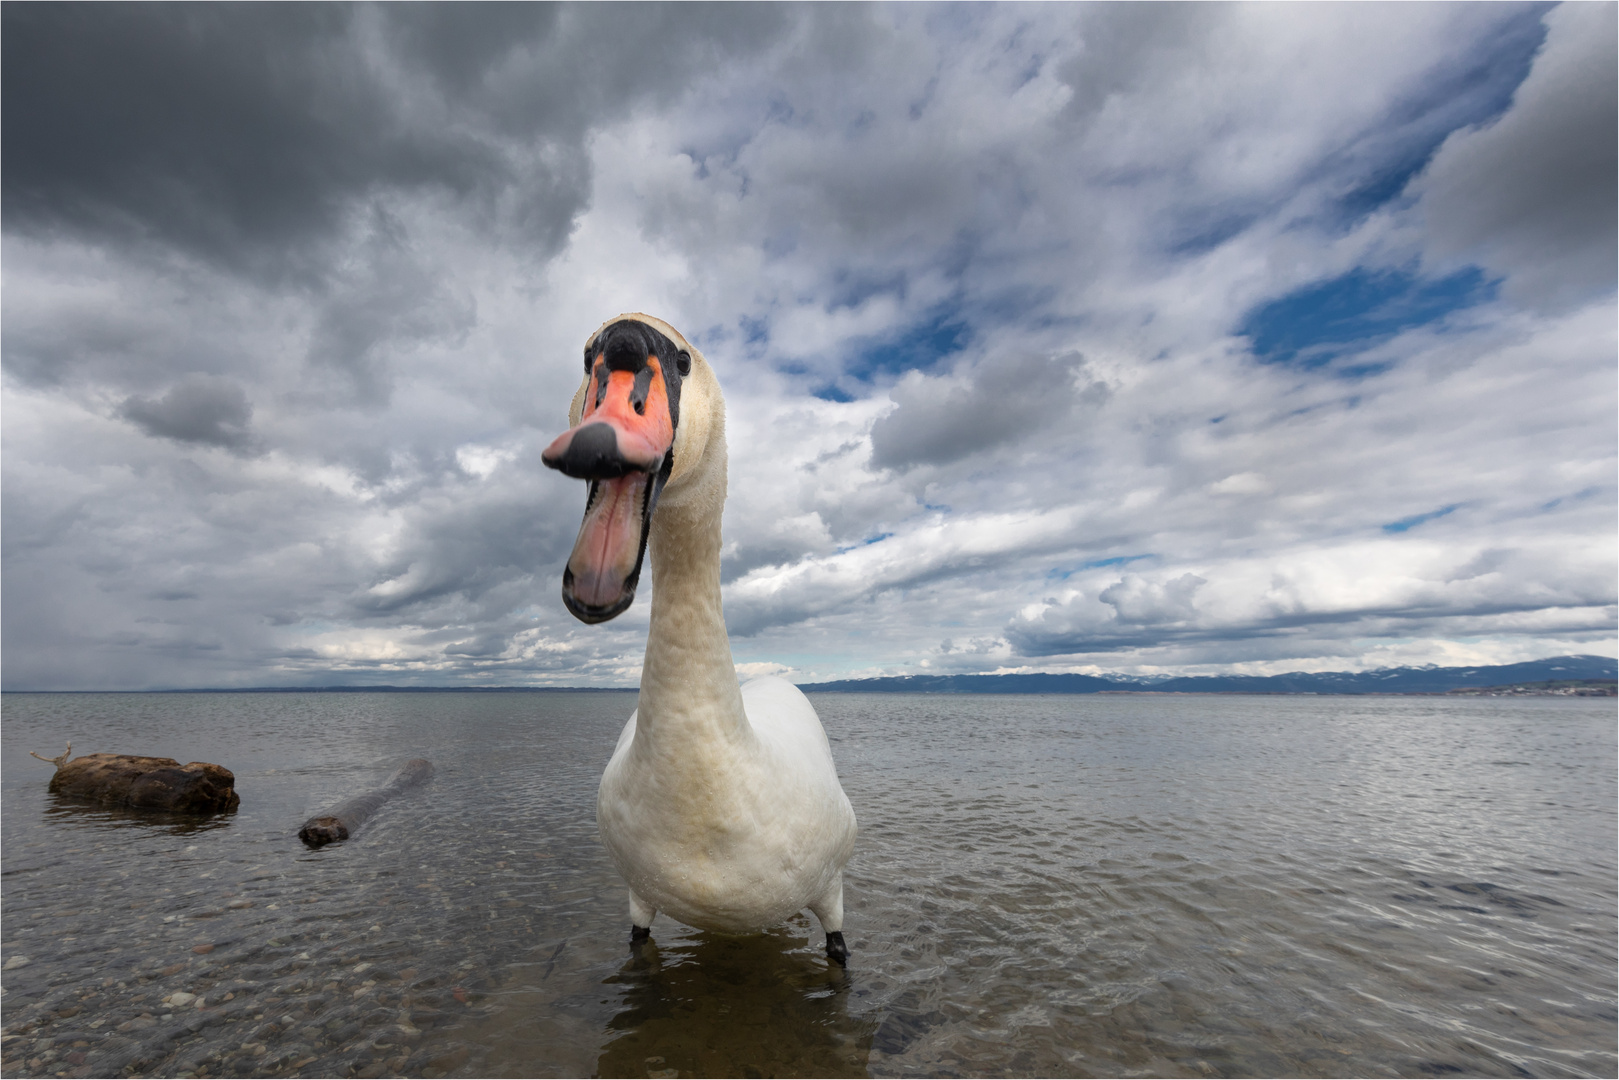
<box><xmin>638</xmin><ymin>496</ymin><xmax>748</xmax><ymax>742</ymax></box>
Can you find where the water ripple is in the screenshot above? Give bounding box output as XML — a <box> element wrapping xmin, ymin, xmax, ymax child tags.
<box><xmin>1</xmin><ymin>692</ymin><xmax>1614</xmax><ymax>1078</ymax></box>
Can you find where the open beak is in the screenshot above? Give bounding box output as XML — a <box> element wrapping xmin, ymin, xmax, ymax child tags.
<box><xmin>542</xmin><ymin>359</ymin><xmax>675</xmax><ymax>623</ymax></box>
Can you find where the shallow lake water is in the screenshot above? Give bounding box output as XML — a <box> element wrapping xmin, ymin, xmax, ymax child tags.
<box><xmin>2</xmin><ymin>691</ymin><xmax>1614</xmax><ymax>1078</ymax></box>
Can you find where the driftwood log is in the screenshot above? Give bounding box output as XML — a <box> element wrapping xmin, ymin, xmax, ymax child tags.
<box><xmin>31</xmin><ymin>743</ymin><xmax>240</xmax><ymax>813</ymax></box>
<box><xmin>299</xmin><ymin>758</ymin><xmax>434</xmax><ymax>847</ymax></box>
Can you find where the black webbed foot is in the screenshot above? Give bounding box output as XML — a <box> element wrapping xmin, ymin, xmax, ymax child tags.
<box><xmin>825</xmin><ymin>930</ymin><xmax>849</xmax><ymax>967</ymax></box>
<box><xmin>630</xmin><ymin>924</ymin><xmax>651</xmax><ymax>945</ymax></box>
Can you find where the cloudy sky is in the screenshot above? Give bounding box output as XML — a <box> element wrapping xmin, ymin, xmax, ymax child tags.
<box><xmin>3</xmin><ymin>2</ymin><xmax>1614</xmax><ymax>690</ymax></box>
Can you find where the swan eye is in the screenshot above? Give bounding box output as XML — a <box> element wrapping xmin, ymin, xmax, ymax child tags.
<box><xmin>676</xmin><ymin>351</ymin><xmax>691</xmax><ymax>376</ymax></box>
<box><xmin>583</xmin><ymin>346</ymin><xmax>595</xmax><ymax>372</ymax></box>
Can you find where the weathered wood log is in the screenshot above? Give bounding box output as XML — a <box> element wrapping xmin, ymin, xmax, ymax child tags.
<box><xmin>36</xmin><ymin>749</ymin><xmax>240</xmax><ymax>813</ymax></box>
<box><xmin>299</xmin><ymin>758</ymin><xmax>434</xmax><ymax>847</ymax></box>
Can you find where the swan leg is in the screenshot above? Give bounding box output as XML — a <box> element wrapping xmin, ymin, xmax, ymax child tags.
<box><xmin>809</xmin><ymin>872</ymin><xmax>850</xmax><ymax>967</ymax></box>
<box><xmin>629</xmin><ymin>889</ymin><xmax>656</xmax><ymax>942</ymax></box>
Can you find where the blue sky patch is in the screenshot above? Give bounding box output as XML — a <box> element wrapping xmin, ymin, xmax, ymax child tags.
<box><xmin>1049</xmin><ymin>554</ymin><xmax>1154</xmax><ymax>579</ymax></box>
<box><xmin>813</xmin><ymin>384</ymin><xmax>855</xmax><ymax>403</ymax></box>
<box><xmin>1540</xmin><ymin>486</ymin><xmax>1604</xmax><ymax>513</ymax></box>
<box><xmin>843</xmin><ymin>306</ymin><xmax>971</xmax><ymax>382</ymax></box>
<box><xmin>1241</xmin><ymin>267</ymin><xmax>1494</xmax><ymax>370</ymax></box>
<box><xmin>739</xmin><ymin>315</ymin><xmax>770</xmax><ymax>346</ymax></box>
<box><xmin>837</xmin><ymin>532</ymin><xmax>894</xmax><ymax>554</ymax></box>
<box><xmin>1383</xmin><ymin>505</ymin><xmax>1460</xmax><ymax>533</ymax></box>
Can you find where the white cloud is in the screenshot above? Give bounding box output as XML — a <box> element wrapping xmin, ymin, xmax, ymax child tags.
<box><xmin>3</xmin><ymin>3</ymin><xmax>1612</xmax><ymax>689</ymax></box>
<box><xmin>1100</xmin><ymin>574</ymin><xmax>1209</xmax><ymax>626</ymax></box>
<box><xmin>455</xmin><ymin>444</ymin><xmax>516</xmax><ymax>480</ymax></box>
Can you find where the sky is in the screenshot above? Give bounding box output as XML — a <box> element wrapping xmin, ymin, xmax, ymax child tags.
<box><xmin>2</xmin><ymin>2</ymin><xmax>1615</xmax><ymax>690</ymax></box>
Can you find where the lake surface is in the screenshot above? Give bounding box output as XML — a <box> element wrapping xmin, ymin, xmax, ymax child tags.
<box><xmin>2</xmin><ymin>692</ymin><xmax>1614</xmax><ymax>1079</ymax></box>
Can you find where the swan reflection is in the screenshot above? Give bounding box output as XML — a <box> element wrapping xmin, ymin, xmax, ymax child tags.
<box><xmin>595</xmin><ymin>922</ymin><xmax>876</xmax><ymax>1079</ymax></box>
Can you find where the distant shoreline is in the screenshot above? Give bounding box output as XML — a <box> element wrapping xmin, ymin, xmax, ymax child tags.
<box><xmin>5</xmin><ymin>682</ymin><xmax>1613</xmax><ymax>699</ymax></box>
<box><xmin>3</xmin><ymin>654</ymin><xmax>1613</xmax><ymax>697</ymax></box>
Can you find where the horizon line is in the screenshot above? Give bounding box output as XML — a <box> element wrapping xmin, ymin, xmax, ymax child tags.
<box><xmin>3</xmin><ymin>653</ymin><xmax>1610</xmax><ymax>695</ymax></box>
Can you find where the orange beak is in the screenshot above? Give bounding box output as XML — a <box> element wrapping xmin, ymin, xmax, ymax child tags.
<box><xmin>543</xmin><ymin>355</ymin><xmax>677</xmax><ymax>623</ymax></box>
<box><xmin>542</xmin><ymin>359</ymin><xmax>674</xmax><ymax>479</ymax></box>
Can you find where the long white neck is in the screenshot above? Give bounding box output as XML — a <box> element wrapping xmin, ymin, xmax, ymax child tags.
<box><xmin>635</xmin><ymin>480</ymin><xmax>751</xmax><ymax>750</ymax></box>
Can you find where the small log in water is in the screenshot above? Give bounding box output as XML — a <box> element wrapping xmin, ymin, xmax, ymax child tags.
<box><xmin>298</xmin><ymin>758</ymin><xmax>434</xmax><ymax>847</ymax></box>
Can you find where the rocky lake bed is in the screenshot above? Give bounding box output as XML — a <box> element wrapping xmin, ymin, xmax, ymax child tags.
<box><xmin>1</xmin><ymin>818</ymin><xmax>519</xmax><ymax>1079</ymax></box>
<box><xmin>4</xmin><ymin>690</ymin><xmax>1615</xmax><ymax>1078</ymax></box>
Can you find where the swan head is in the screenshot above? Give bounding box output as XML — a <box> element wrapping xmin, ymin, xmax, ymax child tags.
<box><xmin>542</xmin><ymin>313</ymin><xmax>721</xmax><ymax>623</ymax></box>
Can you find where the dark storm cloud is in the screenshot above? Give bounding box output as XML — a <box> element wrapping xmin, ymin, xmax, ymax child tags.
<box><xmin>1416</xmin><ymin>1</ymin><xmax>1618</xmax><ymax>309</ymax></box>
<box><xmin>3</xmin><ymin>4</ymin><xmax>497</xmax><ymax>277</ymax></box>
<box><xmin>302</xmin><ymin>206</ymin><xmax>479</xmax><ymax>406</ymax></box>
<box><xmin>119</xmin><ymin>374</ymin><xmax>255</xmax><ymax>451</ymax></box>
<box><xmin>1</xmin><ymin>2</ymin><xmax>797</xmax><ymax>278</ymax></box>
<box><xmin>869</xmin><ymin>352</ymin><xmax>1108</xmax><ymax>471</ymax></box>
<box><xmin>1309</xmin><ymin>5</ymin><xmax>1547</xmax><ymax>222</ymax></box>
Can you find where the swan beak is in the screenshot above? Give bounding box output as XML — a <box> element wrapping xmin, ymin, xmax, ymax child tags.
<box><xmin>543</xmin><ymin>359</ymin><xmax>676</xmax><ymax>623</ymax></box>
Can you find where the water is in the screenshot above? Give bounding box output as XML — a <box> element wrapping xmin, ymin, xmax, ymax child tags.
<box><xmin>2</xmin><ymin>692</ymin><xmax>1614</xmax><ymax>1079</ymax></box>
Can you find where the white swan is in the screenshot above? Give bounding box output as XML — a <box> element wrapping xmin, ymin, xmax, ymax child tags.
<box><xmin>542</xmin><ymin>313</ymin><xmax>858</xmax><ymax>965</ymax></box>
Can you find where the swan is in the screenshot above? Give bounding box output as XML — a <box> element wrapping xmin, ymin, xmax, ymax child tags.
<box><xmin>541</xmin><ymin>313</ymin><xmax>858</xmax><ymax>966</ymax></box>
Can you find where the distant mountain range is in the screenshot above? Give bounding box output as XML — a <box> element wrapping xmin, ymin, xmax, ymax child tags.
<box><xmin>796</xmin><ymin>655</ymin><xmax>1618</xmax><ymax>695</ymax></box>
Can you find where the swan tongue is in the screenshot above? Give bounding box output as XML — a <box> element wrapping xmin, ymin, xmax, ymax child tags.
<box><xmin>562</xmin><ymin>471</ymin><xmax>653</xmax><ymax>623</ymax></box>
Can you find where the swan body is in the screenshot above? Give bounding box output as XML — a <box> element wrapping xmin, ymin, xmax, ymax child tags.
<box><xmin>599</xmin><ymin>677</ymin><xmax>856</xmax><ymax>935</ymax></box>
<box><xmin>543</xmin><ymin>313</ymin><xmax>857</xmax><ymax>962</ymax></box>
